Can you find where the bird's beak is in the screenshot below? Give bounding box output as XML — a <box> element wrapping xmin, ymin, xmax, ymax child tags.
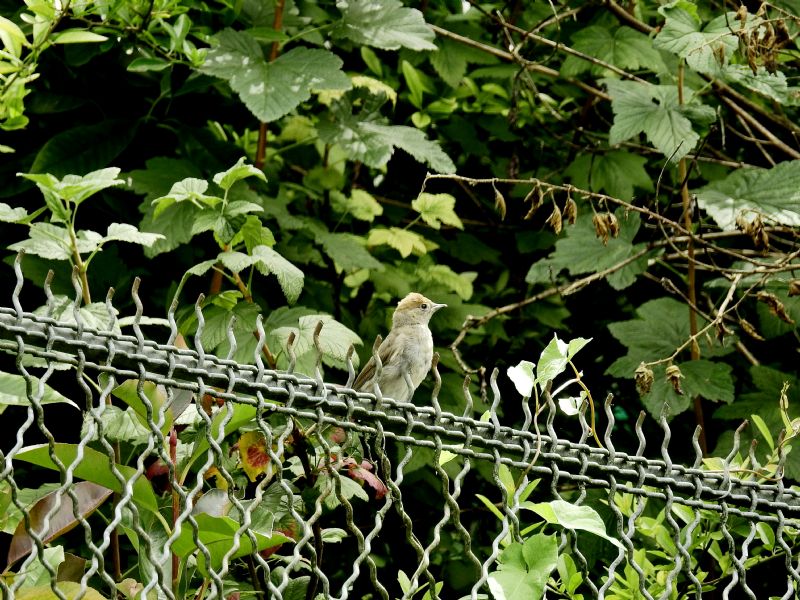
<box><xmin>432</xmin><ymin>302</ymin><xmax>447</xmax><ymax>312</ymax></box>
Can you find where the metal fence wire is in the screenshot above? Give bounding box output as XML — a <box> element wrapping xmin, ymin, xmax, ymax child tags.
<box><xmin>1</xmin><ymin>262</ymin><xmax>799</xmax><ymax>600</ymax></box>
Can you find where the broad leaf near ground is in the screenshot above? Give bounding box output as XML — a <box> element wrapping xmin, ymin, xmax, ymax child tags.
<box><xmin>603</xmin><ymin>79</ymin><xmax>716</xmax><ymax>162</ymax></box>
<box><xmin>202</xmin><ymin>30</ymin><xmax>351</xmax><ymax>122</ymax></box>
<box><xmin>334</xmin><ymin>0</ymin><xmax>436</xmax><ymax>51</ymax></box>
<box><xmin>696</xmin><ymin>160</ymin><xmax>800</xmax><ymax>230</ymax></box>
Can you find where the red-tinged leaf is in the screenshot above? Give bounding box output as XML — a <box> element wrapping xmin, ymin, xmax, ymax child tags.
<box><xmin>8</xmin><ymin>481</ymin><xmax>112</xmax><ymax>566</ymax></box>
<box><xmin>344</xmin><ymin>459</ymin><xmax>388</xmax><ymax>500</ymax></box>
<box><xmin>239</xmin><ymin>431</ymin><xmax>272</xmax><ymax>482</ymax></box>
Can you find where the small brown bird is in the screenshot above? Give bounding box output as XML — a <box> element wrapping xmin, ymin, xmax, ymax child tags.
<box><xmin>353</xmin><ymin>292</ymin><xmax>446</xmax><ymax>402</ymax></box>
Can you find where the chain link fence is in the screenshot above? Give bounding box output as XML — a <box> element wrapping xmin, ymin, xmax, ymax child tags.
<box><xmin>0</xmin><ymin>260</ymin><xmax>799</xmax><ymax>599</ymax></box>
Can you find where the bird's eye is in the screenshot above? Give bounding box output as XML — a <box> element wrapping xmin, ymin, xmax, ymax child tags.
<box><xmin>421</xmin><ymin>303</ymin><xmax>428</xmax><ymax>309</ymax></box>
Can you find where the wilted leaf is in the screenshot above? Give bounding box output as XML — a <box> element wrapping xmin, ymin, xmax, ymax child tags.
<box><xmin>8</xmin><ymin>482</ymin><xmax>112</xmax><ymax>566</ymax></box>
<box><xmin>239</xmin><ymin>431</ymin><xmax>273</xmax><ymax>483</ymax></box>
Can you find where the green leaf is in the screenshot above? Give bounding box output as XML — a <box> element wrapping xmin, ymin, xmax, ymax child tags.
<box><xmin>429</xmin><ymin>39</ymin><xmax>468</xmax><ymax>88</ymax></box>
<box><xmin>0</xmin><ymin>202</ymin><xmax>29</xmax><ymax>223</ymax></box>
<box><xmin>696</xmin><ymin>160</ymin><xmax>800</xmax><ymax>230</ymax></box>
<box><xmin>418</xmin><ymin>264</ymin><xmax>474</xmax><ymax>300</ymax></box>
<box><xmin>366</xmin><ymin>123</ymin><xmax>455</xmax><ymax>174</ymax></box>
<box><xmin>0</xmin><ymin>371</ymin><xmax>79</xmax><ymax>413</ymax></box>
<box><xmin>52</xmin><ymin>29</ymin><xmax>108</xmax><ymax>44</ymax></box>
<box><xmin>536</xmin><ymin>336</ymin><xmax>590</xmax><ymax>385</ymax></box>
<box><xmin>16</xmin><ymin>582</ymin><xmax>107</xmax><ymax>600</ymax></box>
<box><xmin>21</xmin><ymin>167</ymin><xmax>124</xmax><ymax>206</ymax></box>
<box><xmin>110</xmin><ymin>379</ymin><xmax>173</xmax><ymax>435</ymax></box>
<box><xmin>507</xmin><ymin>360</ymin><xmax>535</xmax><ymax>397</ymax></box>
<box><xmin>152</xmin><ymin>177</ymin><xmax>216</xmax><ymax>218</ymax></box>
<box><xmin>202</xmin><ymin>30</ymin><xmax>351</xmax><ymax>122</ymax></box>
<box><xmin>252</xmin><ymin>245</ymin><xmax>304</xmax><ymax>304</ymax></box>
<box><xmin>562</xmin><ymin>25</ymin><xmax>665</xmax><ymax>76</ymax></box>
<box><xmin>680</xmin><ymin>359</ymin><xmax>734</xmax><ymax>403</ymax></box>
<box><xmin>212</xmin><ymin>157</ymin><xmax>266</xmax><ymax>192</ymax></box>
<box><xmin>273</xmin><ymin>314</ymin><xmax>362</xmax><ymax>370</ymax></box>
<box><xmin>723</xmin><ymin>65</ymin><xmax>800</xmax><ymax>105</ymax></box>
<box><xmin>9</xmin><ymin>223</ymin><xmax>74</xmax><ymax>260</ymax></box>
<box><xmin>367</xmin><ymin>227</ymin><xmax>429</xmax><ymax>258</ymax></box>
<box><xmin>0</xmin><ymin>15</ymin><xmax>27</xmax><ymax>57</ymax></box>
<box><xmin>564</xmin><ymin>151</ymin><xmax>653</xmax><ymax>201</ymax></box>
<box><xmin>525</xmin><ymin>209</ymin><xmax>651</xmax><ymax>290</ymax></box>
<box><xmin>488</xmin><ymin>534</ymin><xmax>558</xmax><ymax>600</ymax></box>
<box><xmin>240</xmin><ymin>215</ymin><xmax>275</xmax><ymax>252</ymax></box>
<box><xmin>318</xmin><ymin>94</ymin><xmax>455</xmax><ymax>173</ymax></box>
<box><xmin>29</xmin><ymin>120</ymin><xmax>135</xmax><ymax>178</ymax></box>
<box><xmin>654</xmin><ymin>7</ymin><xmax>739</xmax><ymax>75</ymax></box>
<box><xmin>330</xmin><ymin>189</ymin><xmax>383</xmax><ymax>222</ymax></box>
<box><xmin>523</xmin><ymin>499</ymin><xmax>623</xmax><ymax>548</ymax></box>
<box><xmin>750</xmin><ymin>413</ymin><xmax>775</xmax><ymax>452</ymax></box>
<box><xmin>606</xmin><ymin>297</ymin><xmax>734</xmax><ymax>380</ymax></box>
<box><xmin>603</xmin><ymin>79</ymin><xmax>714</xmax><ymax>162</ymax></box>
<box><xmin>33</xmin><ymin>295</ymin><xmax>118</xmax><ymax>332</ymax></box>
<box><xmin>15</xmin><ymin>444</ymin><xmax>159</xmax><ymax>514</ymax></box>
<box><xmin>412</xmin><ymin>193</ymin><xmax>463</xmax><ymax>230</ymax></box>
<box><xmin>334</xmin><ymin>0</ymin><xmax>436</xmax><ymax>51</ymax></box>
<box><xmin>172</xmin><ymin>512</ymin><xmax>289</xmax><ymax>574</ymax></box>
<box><xmin>103</xmin><ymin>223</ymin><xmax>164</xmax><ymax>247</ymax></box>
<box><xmin>127</xmin><ymin>56</ymin><xmax>171</xmax><ymax>72</ymax></box>
<box><xmin>316</xmin><ymin>232</ymin><xmax>384</xmax><ymax>272</ymax></box>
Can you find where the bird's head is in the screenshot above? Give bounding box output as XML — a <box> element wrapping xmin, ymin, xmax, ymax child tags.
<box><xmin>392</xmin><ymin>292</ymin><xmax>447</xmax><ymax>327</ymax></box>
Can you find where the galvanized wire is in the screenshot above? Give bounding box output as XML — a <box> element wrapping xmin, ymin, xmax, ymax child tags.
<box><xmin>0</xmin><ymin>263</ymin><xmax>799</xmax><ymax>599</ymax></box>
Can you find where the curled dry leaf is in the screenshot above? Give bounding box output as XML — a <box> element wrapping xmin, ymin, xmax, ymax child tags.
<box><xmin>593</xmin><ymin>213</ymin><xmax>609</xmax><ymax>244</ymax></box>
<box><xmin>546</xmin><ymin>203</ymin><xmax>562</xmax><ymax>234</ymax></box>
<box><xmin>634</xmin><ymin>362</ymin><xmax>654</xmax><ymax>396</ymax></box>
<box><xmin>738</xmin><ymin>317</ymin><xmax>765</xmax><ymax>341</ymax></box>
<box><xmin>592</xmin><ymin>212</ymin><xmax>619</xmax><ymax>245</ymax></box>
<box><xmin>665</xmin><ymin>364</ymin><xmax>683</xmax><ymax>395</ymax></box>
<box><xmin>756</xmin><ymin>291</ymin><xmax>795</xmax><ymax>325</ymax></box>
<box><xmin>493</xmin><ymin>186</ymin><xmax>507</xmax><ymax>220</ymax></box>
<box><xmin>523</xmin><ymin>185</ymin><xmax>542</xmax><ymax>219</ymax></box>
<box><xmin>562</xmin><ymin>196</ymin><xmax>577</xmax><ymax>225</ymax></box>
<box><xmin>788</xmin><ymin>280</ymin><xmax>800</xmax><ymax>297</ymax></box>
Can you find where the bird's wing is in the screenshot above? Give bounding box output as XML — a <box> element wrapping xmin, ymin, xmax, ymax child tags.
<box><xmin>352</xmin><ymin>334</ymin><xmax>402</xmax><ymax>391</ymax></box>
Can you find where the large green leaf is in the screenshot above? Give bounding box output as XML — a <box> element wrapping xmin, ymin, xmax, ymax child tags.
<box><xmin>562</xmin><ymin>25</ymin><xmax>664</xmax><ymax>76</ymax></box>
<box><xmin>334</xmin><ymin>0</ymin><xmax>436</xmax><ymax>51</ymax></box>
<box><xmin>171</xmin><ymin>512</ymin><xmax>290</xmax><ymax>574</ymax></box>
<box><xmin>316</xmin><ymin>232</ymin><xmax>384</xmax><ymax>272</ymax></box>
<box><xmin>564</xmin><ymin>151</ymin><xmax>653</xmax><ymax>201</ymax></box>
<box><xmin>318</xmin><ymin>93</ymin><xmax>455</xmax><ymax>173</ymax></box>
<box><xmin>603</xmin><ymin>79</ymin><xmax>715</xmax><ymax>162</ymax></box>
<box><xmin>252</xmin><ymin>244</ymin><xmax>304</xmax><ymax>304</ymax></box>
<box><xmin>29</xmin><ymin>120</ymin><xmax>135</xmax><ymax>177</ymax></box>
<box><xmin>488</xmin><ymin>534</ymin><xmax>557</xmax><ymax>600</ymax></box>
<box><xmin>654</xmin><ymin>7</ymin><xmax>739</xmax><ymax>75</ymax></box>
<box><xmin>525</xmin><ymin>209</ymin><xmax>651</xmax><ymax>290</ymax></box>
<box><xmin>695</xmin><ymin>160</ymin><xmax>800</xmax><ymax>230</ymax></box>
<box><xmin>202</xmin><ymin>30</ymin><xmax>351</xmax><ymax>122</ymax></box>
<box><xmin>0</xmin><ymin>371</ymin><xmax>79</xmax><ymax>413</ymax></box>
<box><xmin>522</xmin><ymin>499</ymin><xmax>623</xmax><ymax>548</ymax></box>
<box><xmin>15</xmin><ymin>444</ymin><xmax>159</xmax><ymax>513</ymax></box>
<box><xmin>272</xmin><ymin>314</ymin><xmax>362</xmax><ymax>370</ymax></box>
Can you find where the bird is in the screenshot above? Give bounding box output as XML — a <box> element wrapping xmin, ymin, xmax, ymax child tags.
<box><xmin>353</xmin><ymin>292</ymin><xmax>446</xmax><ymax>402</ymax></box>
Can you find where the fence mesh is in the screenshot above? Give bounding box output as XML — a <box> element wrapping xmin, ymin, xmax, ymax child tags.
<box><xmin>0</xmin><ymin>258</ymin><xmax>799</xmax><ymax>599</ymax></box>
